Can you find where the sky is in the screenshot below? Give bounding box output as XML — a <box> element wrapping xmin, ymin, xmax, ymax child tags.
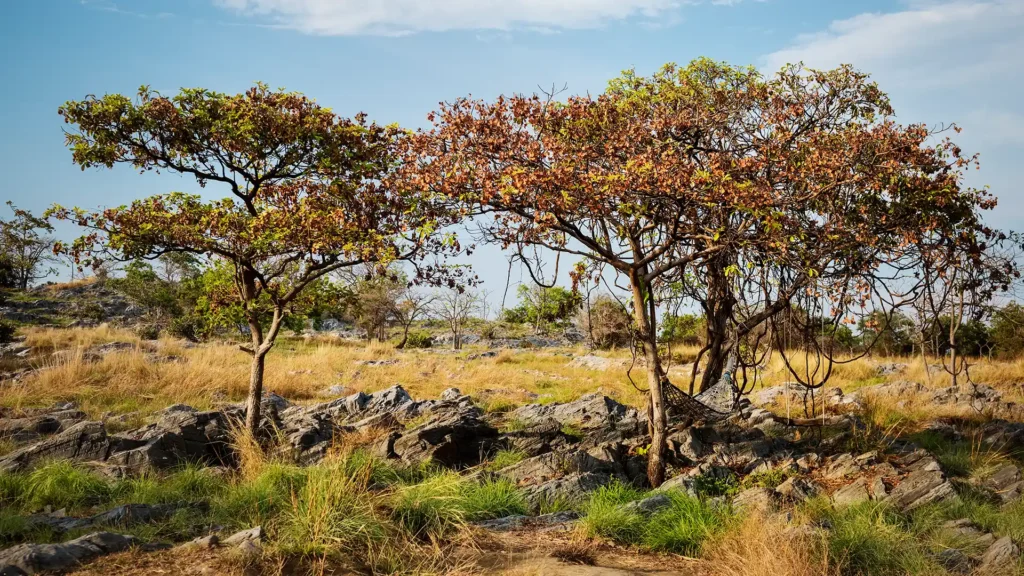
<box><xmin>1</xmin><ymin>0</ymin><xmax>1022</xmax><ymax>307</ymax></box>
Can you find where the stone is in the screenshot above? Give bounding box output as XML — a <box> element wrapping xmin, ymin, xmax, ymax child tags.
<box><xmin>942</xmin><ymin>519</ymin><xmax>997</xmax><ymax>548</ymax></box>
<box><xmin>775</xmin><ymin>477</ymin><xmax>818</xmax><ymax>503</ymax></box>
<box><xmin>832</xmin><ymin>479</ymin><xmax>870</xmax><ymax>507</ymax></box>
<box><xmin>106</xmin><ymin>410</ymin><xmax>233</xmax><ymax>472</ymax></box>
<box><xmin>981</xmin><ymin>464</ymin><xmax>1023</xmax><ymax>503</ymax></box>
<box><xmin>24</xmin><ymin>503</ymin><xmax>201</xmax><ymax>534</ymax></box>
<box><xmin>236</xmin><ymin>539</ymin><xmax>261</xmax><ymax>555</ymax></box>
<box><xmin>439</xmin><ymin>387</ymin><xmax>463</xmax><ymax>401</ymax></box>
<box><xmin>733</xmin><ymin>487</ymin><xmax>775</xmax><ymax>512</ymax></box>
<box><xmin>363</xmin><ymin>385</ymin><xmax>413</xmax><ymax>413</ymax></box>
<box><xmin>567</xmin><ymin>355</ymin><xmax>626</xmax><ymax>371</ymax></box>
<box><xmin>475</xmin><ymin>511</ymin><xmax>580</xmax><ymax>532</ymax></box>
<box><xmin>222</xmin><ymin>526</ymin><xmax>262</xmax><ymax>546</ymax></box>
<box><xmin>187</xmin><ymin>534</ymin><xmax>219</xmax><ymax>548</ymax></box>
<box><xmin>510</xmin><ymin>394</ymin><xmax>639</xmax><ymax>431</ymax></box>
<box><xmin>621</xmin><ymin>494</ymin><xmax>672</xmax><ymax>517</ymax></box>
<box><xmin>317</xmin><ymin>385</ymin><xmax>348</xmax><ymax>398</ymax></box>
<box><xmin>796</xmin><ymin>453</ymin><xmax>821</xmax><ymax>472</ymax></box>
<box><xmin>0</xmin><ymin>421</ymin><xmax>111</xmax><ymax>473</ymax></box>
<box><xmin>0</xmin><ymin>532</ymin><xmax>138</xmax><ymax>575</ymax></box>
<box><xmin>822</xmin><ymin>454</ymin><xmax>862</xmax><ymax>479</ymax></box>
<box><xmin>977</xmin><ymin>537</ymin><xmax>1020</xmax><ymax>575</ymax></box>
<box><xmin>885</xmin><ymin>469</ymin><xmax>957</xmax><ymax>511</ymax></box>
<box><xmin>522</xmin><ymin>472</ymin><xmax>613</xmax><ymax>511</ymax></box>
<box><xmin>159</xmin><ymin>404</ymin><xmax>197</xmax><ymax>415</ymax></box>
<box><xmin>391</xmin><ymin>406</ymin><xmax>497</xmax><ymax>467</ymax></box>
<box><xmin>934</xmin><ymin>548</ymin><xmax>973</xmax><ymax>574</ymax></box>
<box><xmin>502</xmin><ymin>418</ymin><xmax>573</xmax><ymax>457</ymax></box>
<box><xmin>876</xmin><ymin>362</ymin><xmax>907</xmax><ymax>376</ymax></box>
<box><xmin>869</xmin><ymin>476</ymin><xmax>887</xmax><ymax>499</ymax></box>
<box><xmin>466</xmin><ymin>351</ymin><xmax>498</xmax><ymax>360</ymax></box>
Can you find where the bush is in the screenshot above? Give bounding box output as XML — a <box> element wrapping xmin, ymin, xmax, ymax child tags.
<box><xmin>134</xmin><ymin>323</ymin><xmax>161</xmax><ymax>340</ymax></box>
<box><xmin>581</xmin><ymin>295</ymin><xmax>632</xmax><ymax>349</ymax></box>
<box><xmin>0</xmin><ymin>320</ymin><xmax>16</xmax><ymax>344</ymax></box>
<box><xmin>167</xmin><ymin>315</ymin><xmax>202</xmax><ymax>342</ymax></box>
<box><xmin>24</xmin><ymin>462</ymin><xmax>112</xmax><ymax>511</ymax></box>
<box><xmin>403</xmin><ymin>330</ymin><xmax>433</xmax><ymax>349</ymax></box>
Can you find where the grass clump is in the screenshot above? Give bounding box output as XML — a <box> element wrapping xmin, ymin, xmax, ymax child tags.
<box><xmin>581</xmin><ymin>481</ymin><xmax>730</xmax><ymax>556</ymax></box>
<box><xmin>741</xmin><ymin>467</ymin><xmax>791</xmax><ymax>490</ymax></box>
<box><xmin>486</xmin><ymin>449</ymin><xmax>527</xmax><ymax>471</ymax></box>
<box><xmin>115</xmin><ymin>464</ymin><xmax>228</xmax><ymax>505</ymax></box>
<box><xmin>23</xmin><ymin>461</ymin><xmax>112</xmax><ymax>511</ymax></box>
<box><xmin>390</xmin><ymin>471</ymin><xmax>526</xmax><ymax>541</ymax></box>
<box><xmin>803</xmin><ymin>499</ymin><xmax>941</xmax><ymax>576</ymax></box>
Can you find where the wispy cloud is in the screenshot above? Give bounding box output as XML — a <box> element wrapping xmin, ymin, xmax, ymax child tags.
<box><xmin>80</xmin><ymin>0</ymin><xmax>173</xmax><ymax>19</ymax></box>
<box><xmin>212</xmin><ymin>0</ymin><xmax>748</xmax><ymax>36</ymax></box>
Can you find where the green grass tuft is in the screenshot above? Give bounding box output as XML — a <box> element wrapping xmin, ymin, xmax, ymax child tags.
<box><xmin>24</xmin><ymin>462</ymin><xmax>112</xmax><ymax>511</ymax></box>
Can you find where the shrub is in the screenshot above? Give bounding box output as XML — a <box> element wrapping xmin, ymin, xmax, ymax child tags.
<box><xmin>403</xmin><ymin>330</ymin><xmax>433</xmax><ymax>349</ymax></box>
<box><xmin>167</xmin><ymin>315</ymin><xmax>202</xmax><ymax>342</ymax></box>
<box><xmin>580</xmin><ymin>295</ymin><xmax>631</xmax><ymax>349</ymax></box>
<box><xmin>134</xmin><ymin>323</ymin><xmax>161</xmax><ymax>340</ymax></box>
<box><xmin>0</xmin><ymin>320</ymin><xmax>16</xmax><ymax>344</ymax></box>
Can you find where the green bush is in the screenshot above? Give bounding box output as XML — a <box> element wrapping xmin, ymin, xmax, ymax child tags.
<box><xmin>403</xmin><ymin>330</ymin><xmax>433</xmax><ymax>349</ymax></box>
<box><xmin>134</xmin><ymin>323</ymin><xmax>161</xmax><ymax>340</ymax></box>
<box><xmin>0</xmin><ymin>320</ymin><xmax>17</xmax><ymax>344</ymax></box>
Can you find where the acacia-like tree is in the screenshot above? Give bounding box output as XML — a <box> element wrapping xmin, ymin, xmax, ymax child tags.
<box><xmin>52</xmin><ymin>85</ymin><xmax>460</xmax><ymax>434</ymax></box>
<box><xmin>0</xmin><ymin>202</ymin><xmax>57</xmax><ymax>290</ymax></box>
<box><xmin>408</xmin><ymin>59</ymin><xmax>1012</xmax><ymax>486</ymax></box>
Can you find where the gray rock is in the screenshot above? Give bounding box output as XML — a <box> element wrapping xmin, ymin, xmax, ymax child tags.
<box><xmin>106</xmin><ymin>409</ymin><xmax>233</xmax><ymax>472</ymax></box>
<box><xmin>942</xmin><ymin>519</ymin><xmax>997</xmax><ymax>548</ymax></box>
<box><xmin>876</xmin><ymin>362</ymin><xmax>908</xmax><ymax>376</ymax></box>
<box><xmin>511</xmin><ymin>393</ymin><xmax>639</xmax><ymax>431</ymax></box>
<box><xmin>363</xmin><ymin>385</ymin><xmax>413</xmax><ymax>413</ymax></box>
<box><xmin>733</xmin><ymin>487</ymin><xmax>775</xmax><ymax>512</ymax></box>
<box><xmin>317</xmin><ymin>385</ymin><xmax>349</xmax><ymax>398</ymax></box>
<box><xmin>474</xmin><ymin>511</ymin><xmax>580</xmax><ymax>532</ymax></box>
<box><xmin>522</xmin><ymin>472</ymin><xmax>612</xmax><ymax>511</ymax></box>
<box><xmin>977</xmin><ymin>536</ymin><xmax>1020</xmax><ymax>575</ymax></box>
<box><xmin>0</xmin><ymin>421</ymin><xmax>111</xmax><ymax>473</ymax></box>
<box><xmin>934</xmin><ymin>548</ymin><xmax>973</xmax><ymax>574</ymax></box>
<box><xmin>187</xmin><ymin>534</ymin><xmax>219</xmax><ymax>548</ymax></box>
<box><xmin>621</xmin><ymin>494</ymin><xmax>672</xmax><ymax>517</ymax></box>
<box><xmin>222</xmin><ymin>526</ymin><xmax>262</xmax><ymax>546</ymax></box>
<box><xmin>885</xmin><ymin>469</ymin><xmax>957</xmax><ymax>511</ymax></box>
<box><xmin>236</xmin><ymin>539</ymin><xmax>261</xmax><ymax>555</ymax></box>
<box><xmin>981</xmin><ymin>464</ymin><xmax>1023</xmax><ymax>503</ymax></box>
<box><xmin>440</xmin><ymin>387</ymin><xmax>463</xmax><ymax>401</ymax></box>
<box><xmin>822</xmin><ymin>454</ymin><xmax>862</xmax><ymax>479</ymax></box>
<box><xmin>158</xmin><ymin>404</ymin><xmax>196</xmax><ymax>415</ymax></box>
<box><xmin>0</xmin><ymin>532</ymin><xmax>138</xmax><ymax>575</ymax></box>
<box><xmin>832</xmin><ymin>479</ymin><xmax>870</xmax><ymax>507</ymax></box>
<box><xmin>775</xmin><ymin>477</ymin><xmax>818</xmax><ymax>503</ymax></box>
<box><xmin>391</xmin><ymin>406</ymin><xmax>497</xmax><ymax>467</ymax></box>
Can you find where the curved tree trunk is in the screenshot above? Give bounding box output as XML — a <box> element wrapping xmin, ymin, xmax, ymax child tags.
<box><xmin>628</xmin><ymin>272</ymin><xmax>667</xmax><ymax>488</ymax></box>
<box><xmin>244</xmin><ymin>351</ymin><xmax>267</xmax><ymax>434</ymax></box>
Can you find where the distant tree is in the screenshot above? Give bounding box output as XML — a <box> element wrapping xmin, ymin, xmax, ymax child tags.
<box><xmin>580</xmin><ymin>294</ymin><xmax>632</xmax><ymax>349</ymax></box>
<box><xmin>430</xmin><ymin>288</ymin><xmax>481</xmax><ymax>350</ymax></box>
<box><xmin>395</xmin><ymin>290</ymin><xmax>436</xmax><ymax>349</ymax></box>
<box><xmin>342</xmin><ymin>269</ymin><xmax>408</xmax><ymax>341</ymax></box>
<box><xmin>53</xmin><ymin>84</ymin><xmax>461</xmax><ymax>435</ymax></box>
<box><xmin>0</xmin><ymin>202</ymin><xmax>57</xmax><ymax>290</ymax></box>
<box><xmin>858</xmin><ymin>311</ymin><xmax>916</xmax><ymax>356</ymax></box>
<box><xmin>410</xmin><ymin>59</ymin><xmax>1010</xmax><ymax>486</ymax></box>
<box><xmin>659</xmin><ymin>313</ymin><xmax>704</xmax><ymax>346</ymax></box>
<box><xmin>990</xmin><ymin>302</ymin><xmax>1024</xmax><ymax>358</ymax></box>
<box><xmin>503</xmin><ymin>284</ymin><xmax>582</xmax><ymax>332</ymax></box>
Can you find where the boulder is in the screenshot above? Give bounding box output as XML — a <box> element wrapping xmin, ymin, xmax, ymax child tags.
<box><xmin>832</xmin><ymin>479</ymin><xmax>870</xmax><ymax>508</ymax></box>
<box><xmin>0</xmin><ymin>421</ymin><xmax>111</xmax><ymax>473</ymax></box>
<box><xmin>475</xmin><ymin>511</ymin><xmax>580</xmax><ymax>532</ymax></box>
<box><xmin>510</xmin><ymin>394</ymin><xmax>639</xmax><ymax>431</ymax></box>
<box><xmin>391</xmin><ymin>406</ymin><xmax>497</xmax><ymax>467</ymax></box>
<box><xmin>521</xmin><ymin>472</ymin><xmax>613</xmax><ymax>511</ymax></box>
<box><xmin>821</xmin><ymin>454</ymin><xmax>862</xmax><ymax>479</ymax></box>
<box><xmin>222</xmin><ymin>526</ymin><xmax>263</xmax><ymax>546</ymax></box>
<box><xmin>621</xmin><ymin>494</ymin><xmax>672</xmax><ymax>517</ymax></box>
<box><xmin>981</xmin><ymin>464</ymin><xmax>1023</xmax><ymax>503</ymax></box>
<box><xmin>977</xmin><ymin>536</ymin><xmax>1020</xmax><ymax>575</ymax></box>
<box><xmin>0</xmin><ymin>532</ymin><xmax>138</xmax><ymax>575</ymax></box>
<box><xmin>568</xmin><ymin>355</ymin><xmax>626</xmax><ymax>371</ymax></box>
<box><xmin>502</xmin><ymin>418</ymin><xmax>574</xmax><ymax>457</ymax></box>
<box><xmin>775</xmin><ymin>477</ymin><xmax>819</xmax><ymax>503</ymax></box>
<box><xmin>885</xmin><ymin>469</ymin><xmax>956</xmax><ymax>511</ymax></box>
<box><xmin>106</xmin><ymin>410</ymin><xmax>233</xmax><ymax>472</ymax></box>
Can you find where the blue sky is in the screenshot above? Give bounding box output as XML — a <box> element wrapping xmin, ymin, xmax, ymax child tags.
<box><xmin>1</xmin><ymin>0</ymin><xmax>1022</xmax><ymax>301</ymax></box>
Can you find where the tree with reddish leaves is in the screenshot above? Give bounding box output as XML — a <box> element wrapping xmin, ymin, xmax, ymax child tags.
<box><xmin>406</xmin><ymin>58</ymin><xmax>1014</xmax><ymax>486</ymax></box>
<box><xmin>51</xmin><ymin>84</ymin><xmax>463</xmax><ymax>435</ymax></box>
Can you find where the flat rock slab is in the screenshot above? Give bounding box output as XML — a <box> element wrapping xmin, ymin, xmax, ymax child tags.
<box><xmin>0</xmin><ymin>532</ymin><xmax>137</xmax><ymax>575</ymax></box>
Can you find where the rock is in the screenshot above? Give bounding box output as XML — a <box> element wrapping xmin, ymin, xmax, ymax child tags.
<box><xmin>275</xmin><ymin>407</ymin><xmax>335</xmax><ymax>465</ymax></box>
<box><xmin>876</xmin><ymin>362</ymin><xmax>907</xmax><ymax>376</ymax></box>
<box><xmin>942</xmin><ymin>519</ymin><xmax>997</xmax><ymax>548</ymax></box>
<box><xmin>25</xmin><ymin>503</ymin><xmax>202</xmax><ymax>534</ymax></box>
<box><xmin>391</xmin><ymin>406</ymin><xmax>497</xmax><ymax>467</ymax></box>
<box><xmin>440</xmin><ymin>388</ymin><xmax>463</xmax><ymax>401</ymax></box>
<box><xmin>981</xmin><ymin>464</ymin><xmax>1023</xmax><ymax>503</ymax></box>
<box><xmin>510</xmin><ymin>394</ymin><xmax>640</xmax><ymax>431</ymax></box>
<box><xmin>0</xmin><ymin>421</ymin><xmax>111</xmax><ymax>473</ymax></box>
<box><xmin>236</xmin><ymin>539</ymin><xmax>261</xmax><ymax>555</ymax></box>
<box><xmin>474</xmin><ymin>511</ymin><xmax>580</xmax><ymax>532</ymax></box>
<box><xmin>363</xmin><ymin>385</ymin><xmax>413</xmax><ymax>413</ymax></box>
<box><xmin>934</xmin><ymin>548</ymin><xmax>973</xmax><ymax>574</ymax></box>
<box><xmin>356</xmin><ymin>359</ymin><xmax>399</xmax><ymax>367</ymax></box>
<box><xmin>467</xmin><ymin>351</ymin><xmax>498</xmax><ymax>360</ymax></box>
<box><xmin>796</xmin><ymin>453</ymin><xmax>821</xmax><ymax>472</ymax></box>
<box><xmin>0</xmin><ymin>532</ymin><xmax>138</xmax><ymax>575</ymax></box>
<box><xmin>667</xmin><ymin>427</ymin><xmax>713</xmax><ymax>462</ymax></box>
<box><xmin>869</xmin><ymin>476</ymin><xmax>887</xmax><ymax>499</ymax></box>
<box><xmin>885</xmin><ymin>469</ymin><xmax>957</xmax><ymax>511</ymax></box>
<box><xmin>187</xmin><ymin>534</ymin><xmax>219</xmax><ymax>548</ymax></box>
<box><xmin>832</xmin><ymin>479</ymin><xmax>870</xmax><ymax>507</ymax></box>
<box><xmin>733</xmin><ymin>487</ymin><xmax>775</xmax><ymax>512</ymax></box>
<box><xmin>776</xmin><ymin>477</ymin><xmax>818</xmax><ymax>503</ymax></box>
<box><xmin>977</xmin><ymin>537</ymin><xmax>1020</xmax><ymax>575</ymax></box>
<box><xmin>0</xmin><ymin>416</ymin><xmax>63</xmax><ymax>441</ymax></box>
<box><xmin>106</xmin><ymin>410</ymin><xmax>233</xmax><ymax>472</ymax></box>
<box><xmin>317</xmin><ymin>385</ymin><xmax>349</xmax><ymax>398</ymax></box>
<box><xmin>501</xmin><ymin>418</ymin><xmax>574</xmax><ymax>457</ymax></box>
<box><xmin>568</xmin><ymin>355</ymin><xmax>626</xmax><ymax>371</ymax></box>
<box><xmin>159</xmin><ymin>404</ymin><xmax>196</xmax><ymax>415</ymax></box>
<box><xmin>822</xmin><ymin>454</ymin><xmax>862</xmax><ymax>479</ymax></box>
<box><xmin>522</xmin><ymin>472</ymin><xmax>613</xmax><ymax>511</ymax></box>
<box><xmin>621</xmin><ymin>494</ymin><xmax>672</xmax><ymax>517</ymax></box>
<box><xmin>222</xmin><ymin>526</ymin><xmax>262</xmax><ymax>546</ymax></box>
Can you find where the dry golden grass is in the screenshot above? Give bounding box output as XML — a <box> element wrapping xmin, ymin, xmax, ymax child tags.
<box><xmin>4</xmin><ymin>326</ymin><xmax>1024</xmax><ymax>424</ymax></box>
<box><xmin>40</xmin><ymin>276</ymin><xmax>98</xmax><ymax>293</ymax></box>
<box><xmin>699</xmin><ymin>514</ymin><xmax>836</xmax><ymax>576</ymax></box>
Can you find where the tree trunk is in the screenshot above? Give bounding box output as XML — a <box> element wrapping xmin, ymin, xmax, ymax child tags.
<box><xmin>628</xmin><ymin>273</ymin><xmax>667</xmax><ymax>488</ymax></box>
<box><xmin>244</xmin><ymin>351</ymin><xmax>267</xmax><ymax>435</ymax></box>
<box><xmin>700</xmin><ymin>257</ymin><xmax>736</xmax><ymax>392</ymax></box>
<box><xmin>397</xmin><ymin>321</ymin><xmax>411</xmax><ymax>349</ymax></box>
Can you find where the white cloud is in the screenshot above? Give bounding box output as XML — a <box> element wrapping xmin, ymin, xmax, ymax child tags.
<box><xmin>762</xmin><ymin>0</ymin><xmax>1024</xmax><ymax>229</ymax></box>
<box><xmin>214</xmin><ymin>0</ymin><xmax>691</xmax><ymax>35</ymax></box>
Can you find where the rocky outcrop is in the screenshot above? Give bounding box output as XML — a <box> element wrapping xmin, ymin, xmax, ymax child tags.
<box><xmin>510</xmin><ymin>393</ymin><xmax>641</xmax><ymax>432</ymax></box>
<box><xmin>0</xmin><ymin>421</ymin><xmax>112</xmax><ymax>473</ymax></box>
<box><xmin>0</xmin><ymin>532</ymin><xmax>138</xmax><ymax>575</ymax></box>
<box><xmin>392</xmin><ymin>405</ymin><xmax>498</xmax><ymax>467</ymax></box>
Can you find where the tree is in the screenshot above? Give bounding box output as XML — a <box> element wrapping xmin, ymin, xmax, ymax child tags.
<box><xmin>0</xmin><ymin>202</ymin><xmax>57</xmax><ymax>290</ymax></box>
<box><xmin>394</xmin><ymin>290</ymin><xmax>436</xmax><ymax>349</ymax></box>
<box><xmin>430</xmin><ymin>288</ymin><xmax>480</xmax><ymax>350</ymax></box>
<box><xmin>52</xmin><ymin>84</ymin><xmax>460</xmax><ymax>435</ymax></box>
<box><xmin>659</xmin><ymin>313</ymin><xmax>704</xmax><ymax>346</ymax></box>
<box><xmin>503</xmin><ymin>284</ymin><xmax>582</xmax><ymax>332</ymax></box>
<box><xmin>409</xmin><ymin>59</ymin><xmax>1012</xmax><ymax>486</ymax></box>
<box><xmin>340</xmin><ymin>268</ymin><xmax>407</xmax><ymax>341</ymax></box>
<box><xmin>580</xmin><ymin>294</ymin><xmax>632</xmax><ymax>349</ymax></box>
<box><xmin>991</xmin><ymin>302</ymin><xmax>1024</xmax><ymax>358</ymax></box>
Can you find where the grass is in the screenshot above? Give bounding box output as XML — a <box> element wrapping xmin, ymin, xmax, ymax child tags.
<box><xmin>581</xmin><ymin>481</ymin><xmax>732</xmax><ymax>556</ymax></box>
<box><xmin>700</xmin><ymin>512</ymin><xmax>836</xmax><ymax>576</ymax></box>
<box><xmin>486</xmin><ymin>448</ymin><xmax>527</xmax><ymax>471</ymax></box>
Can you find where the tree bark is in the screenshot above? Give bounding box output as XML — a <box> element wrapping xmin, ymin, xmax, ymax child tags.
<box><xmin>628</xmin><ymin>272</ymin><xmax>667</xmax><ymax>488</ymax></box>
<box><xmin>244</xmin><ymin>351</ymin><xmax>267</xmax><ymax>435</ymax></box>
